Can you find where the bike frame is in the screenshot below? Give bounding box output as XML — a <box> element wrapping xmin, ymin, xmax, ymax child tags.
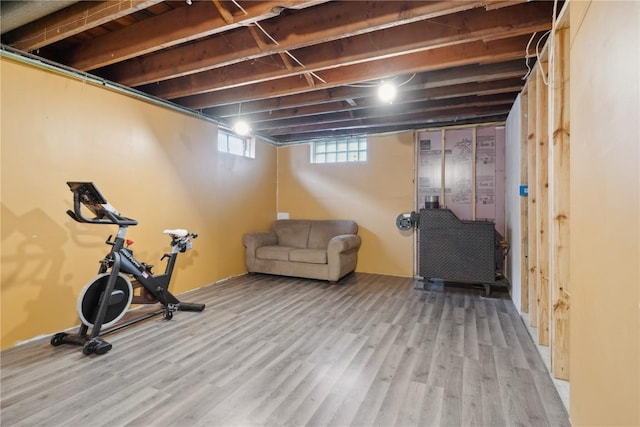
<box><xmin>100</xmin><ymin>224</ymin><xmax>182</xmax><ymax>306</ymax></box>
<box><xmin>58</xmin><ymin>182</ymin><xmax>204</xmax><ymax>351</ymax></box>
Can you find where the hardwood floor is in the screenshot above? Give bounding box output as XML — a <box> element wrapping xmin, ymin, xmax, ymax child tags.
<box><xmin>0</xmin><ymin>273</ymin><xmax>570</xmax><ymax>426</ymax></box>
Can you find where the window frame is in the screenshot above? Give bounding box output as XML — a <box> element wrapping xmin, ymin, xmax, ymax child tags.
<box><xmin>311</xmin><ymin>136</ymin><xmax>367</xmax><ymax>164</ymax></box>
<box><xmin>217</xmin><ymin>129</ymin><xmax>255</xmax><ymax>158</ymax></box>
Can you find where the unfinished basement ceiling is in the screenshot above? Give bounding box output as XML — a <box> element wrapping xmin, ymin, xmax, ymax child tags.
<box><xmin>0</xmin><ymin>0</ymin><xmax>556</xmax><ymax>143</ymax></box>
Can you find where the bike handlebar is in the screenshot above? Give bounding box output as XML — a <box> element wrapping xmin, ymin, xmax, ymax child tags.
<box><xmin>69</xmin><ymin>191</ymin><xmax>138</xmax><ymax>226</ymax></box>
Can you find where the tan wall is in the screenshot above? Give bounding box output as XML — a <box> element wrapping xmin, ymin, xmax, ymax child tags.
<box><xmin>0</xmin><ymin>57</ymin><xmax>277</xmax><ymax>349</ymax></box>
<box><xmin>277</xmin><ymin>133</ymin><xmax>415</xmax><ymax>277</ymax></box>
<box><xmin>569</xmin><ymin>1</ymin><xmax>640</xmax><ymax>425</ymax></box>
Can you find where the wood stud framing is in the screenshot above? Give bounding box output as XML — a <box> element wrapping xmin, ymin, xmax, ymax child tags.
<box><xmin>520</xmin><ymin>87</ymin><xmax>529</xmax><ymax>313</ymax></box>
<box><xmin>520</xmin><ymin>3</ymin><xmax>570</xmax><ymax>380</ymax></box>
<box><xmin>535</xmin><ymin>57</ymin><xmax>550</xmax><ymax>346</ymax></box>
<box><xmin>550</xmin><ymin>14</ymin><xmax>570</xmax><ymax>381</ymax></box>
<box><xmin>527</xmin><ymin>72</ymin><xmax>538</xmax><ymax>327</ymax></box>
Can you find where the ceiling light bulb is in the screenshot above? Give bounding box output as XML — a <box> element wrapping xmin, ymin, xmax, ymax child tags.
<box><xmin>234</xmin><ymin>120</ymin><xmax>251</xmax><ymax>136</ymax></box>
<box><xmin>378</xmin><ymin>81</ymin><xmax>397</xmax><ymax>103</ymax></box>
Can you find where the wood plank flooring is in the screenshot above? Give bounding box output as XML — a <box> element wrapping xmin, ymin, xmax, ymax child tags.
<box><xmin>0</xmin><ymin>273</ymin><xmax>570</xmax><ymax>426</ymax></box>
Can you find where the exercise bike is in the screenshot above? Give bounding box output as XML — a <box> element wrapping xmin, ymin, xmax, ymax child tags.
<box><xmin>51</xmin><ymin>182</ymin><xmax>205</xmax><ymax>355</ymax></box>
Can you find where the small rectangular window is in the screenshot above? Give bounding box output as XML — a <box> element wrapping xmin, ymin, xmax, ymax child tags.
<box><xmin>311</xmin><ymin>136</ymin><xmax>367</xmax><ymax>164</ymax></box>
<box><xmin>217</xmin><ymin>129</ymin><xmax>255</xmax><ymax>158</ymax></box>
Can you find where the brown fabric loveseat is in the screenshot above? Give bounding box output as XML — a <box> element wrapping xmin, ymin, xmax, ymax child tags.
<box><xmin>242</xmin><ymin>219</ymin><xmax>361</xmax><ymax>283</ymax></box>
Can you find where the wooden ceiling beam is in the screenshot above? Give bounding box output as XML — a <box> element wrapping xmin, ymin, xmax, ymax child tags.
<box><xmin>248</xmin><ymin>23</ymin><xmax>317</xmax><ymax>90</ymax></box>
<box><xmin>280</xmin><ymin>51</ymin><xmax>316</xmax><ymax>88</ymax></box>
<box><xmin>417</xmin><ymin>78</ymin><xmax>524</xmax><ymax>100</ymax></box>
<box><xmin>251</xmin><ymin>93</ymin><xmax>517</xmax><ymax>131</ymax></box>
<box><xmin>288</xmin><ymin>1</ymin><xmax>552</xmax><ymax>67</ymax></box>
<box><xmin>1</xmin><ymin>0</ymin><xmax>556</xmax><ymax>144</ymax></box>
<box><xmin>64</xmin><ymin>0</ymin><xmax>329</xmax><ymax>71</ymax></box>
<box><xmin>410</xmin><ymin>59</ymin><xmax>527</xmax><ymax>88</ymax></box>
<box><xmin>137</xmin><ymin>2</ymin><xmax>551</xmax><ymax>98</ymax></box>
<box><xmin>230</xmin><ymin>79</ymin><xmax>523</xmax><ymax>124</ymax></box>
<box><xmin>262</xmin><ymin>104</ymin><xmax>512</xmax><ymax>137</ymax></box>
<box><xmin>483</xmin><ymin>0</ymin><xmax>527</xmax><ymax>11</ymax></box>
<box><xmin>211</xmin><ymin>0</ymin><xmax>238</xmax><ymax>24</ymax></box>
<box><xmin>205</xmin><ymin>60</ymin><xmax>526</xmax><ymax>117</ymax></box>
<box><xmin>267</xmin><ymin>108</ymin><xmax>511</xmax><ymax>137</ymax></box>
<box><xmin>98</xmin><ymin>0</ymin><xmax>484</xmax><ymax>86</ymax></box>
<box><xmin>271</xmin><ymin>114</ymin><xmax>508</xmax><ymax>142</ymax></box>
<box><xmin>177</xmin><ymin>34</ymin><xmax>539</xmax><ymax>109</ymax></box>
<box><xmin>247</xmin><ymin>24</ymin><xmax>275</xmax><ymax>50</ymax></box>
<box><xmin>2</xmin><ymin>0</ymin><xmax>165</xmax><ymax>52</ymax></box>
<box><xmin>146</xmin><ymin>20</ymin><xmax>545</xmax><ymax>99</ymax></box>
<box><xmin>206</xmin><ymin>87</ymin><xmax>368</xmax><ymax>117</ymax></box>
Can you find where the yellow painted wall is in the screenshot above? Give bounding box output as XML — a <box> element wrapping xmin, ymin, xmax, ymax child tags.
<box><xmin>569</xmin><ymin>1</ymin><xmax>640</xmax><ymax>425</ymax></box>
<box><xmin>0</xmin><ymin>57</ymin><xmax>277</xmax><ymax>349</ymax></box>
<box><xmin>277</xmin><ymin>133</ymin><xmax>415</xmax><ymax>277</ymax></box>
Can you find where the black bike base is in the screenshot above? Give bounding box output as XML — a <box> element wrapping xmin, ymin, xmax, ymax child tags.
<box><xmin>178</xmin><ymin>302</ymin><xmax>206</xmax><ymax>312</ymax></box>
<box><xmin>83</xmin><ymin>337</ymin><xmax>112</xmax><ymax>355</ymax></box>
<box><xmin>50</xmin><ymin>333</ymin><xmax>112</xmax><ymax>355</ymax></box>
<box><xmin>50</xmin><ymin>302</ymin><xmax>205</xmax><ymax>356</ymax></box>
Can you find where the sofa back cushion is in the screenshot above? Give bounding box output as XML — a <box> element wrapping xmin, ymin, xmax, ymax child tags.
<box><xmin>273</xmin><ymin>220</ymin><xmax>312</xmax><ymax>248</ymax></box>
<box><xmin>308</xmin><ymin>220</ymin><xmax>358</xmax><ymax>249</ymax></box>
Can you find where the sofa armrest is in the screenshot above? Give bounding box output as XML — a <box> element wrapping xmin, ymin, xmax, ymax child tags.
<box><xmin>327</xmin><ymin>234</ymin><xmax>361</xmax><ymax>281</ymax></box>
<box><xmin>243</xmin><ymin>231</ymin><xmax>278</xmax><ymax>270</ymax></box>
<box><xmin>327</xmin><ymin>234</ymin><xmax>361</xmax><ymax>255</ymax></box>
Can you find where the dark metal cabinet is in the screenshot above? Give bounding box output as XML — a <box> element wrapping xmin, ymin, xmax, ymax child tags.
<box><xmin>418</xmin><ymin>208</ymin><xmax>500</xmax><ymax>295</ymax></box>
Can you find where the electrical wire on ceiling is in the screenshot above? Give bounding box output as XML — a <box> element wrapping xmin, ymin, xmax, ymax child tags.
<box><xmin>250</xmin><ymin>21</ymin><xmax>326</xmax><ymax>85</ymax></box>
<box><xmin>522</xmin><ymin>32</ymin><xmax>537</xmax><ymax>81</ymax></box>
<box><xmin>346</xmin><ymin>73</ymin><xmax>417</xmax><ymax>89</ymax></box>
<box><xmin>522</xmin><ymin>29</ymin><xmax>551</xmax><ymax>84</ymax></box>
<box><xmin>230</xmin><ymin>0</ymin><xmax>248</xmax><ymax>15</ymax></box>
<box><xmin>536</xmin><ymin>30</ymin><xmax>552</xmax><ymax>85</ymax></box>
<box><xmin>522</xmin><ymin>0</ymin><xmax>558</xmax><ymax>85</ymax></box>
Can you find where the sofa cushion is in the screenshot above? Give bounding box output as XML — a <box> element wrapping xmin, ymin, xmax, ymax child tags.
<box><xmin>289</xmin><ymin>248</ymin><xmax>328</xmax><ymax>264</ymax></box>
<box><xmin>256</xmin><ymin>245</ymin><xmax>293</xmax><ymax>261</ymax></box>
<box><xmin>308</xmin><ymin>220</ymin><xmax>359</xmax><ymax>249</ymax></box>
<box><xmin>273</xmin><ymin>220</ymin><xmax>311</xmax><ymax>248</ymax></box>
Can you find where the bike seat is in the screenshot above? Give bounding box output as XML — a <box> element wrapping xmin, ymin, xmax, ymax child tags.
<box><xmin>163</xmin><ymin>229</ymin><xmax>188</xmax><ymax>237</ymax></box>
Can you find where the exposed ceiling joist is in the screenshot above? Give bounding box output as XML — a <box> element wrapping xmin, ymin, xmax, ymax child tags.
<box><xmin>0</xmin><ymin>0</ymin><xmax>78</xmax><ymax>34</ymax></box>
<box><xmin>255</xmin><ymin>93</ymin><xmax>517</xmax><ymax>132</ymax></box>
<box><xmin>139</xmin><ymin>3</ymin><xmax>550</xmax><ymax>100</ymax></box>
<box><xmin>98</xmin><ymin>0</ymin><xmax>486</xmax><ymax>86</ymax></box>
<box><xmin>2</xmin><ymin>1</ymin><xmax>164</xmax><ymax>51</ymax></box>
<box><xmin>1</xmin><ymin>0</ymin><xmax>557</xmax><ymax>143</ymax></box>
<box><xmin>205</xmin><ymin>60</ymin><xmax>527</xmax><ymax>117</ymax></box>
<box><xmin>64</xmin><ymin>0</ymin><xmax>330</xmax><ymax>70</ymax></box>
<box><xmin>234</xmin><ymin>79</ymin><xmax>523</xmax><ymax>127</ymax></box>
<box><xmin>177</xmin><ymin>33</ymin><xmax>543</xmax><ymax>109</ymax></box>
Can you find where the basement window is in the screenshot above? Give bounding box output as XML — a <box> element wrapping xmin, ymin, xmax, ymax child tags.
<box><xmin>218</xmin><ymin>130</ymin><xmax>255</xmax><ymax>158</ymax></box>
<box><xmin>311</xmin><ymin>136</ymin><xmax>367</xmax><ymax>163</ymax></box>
